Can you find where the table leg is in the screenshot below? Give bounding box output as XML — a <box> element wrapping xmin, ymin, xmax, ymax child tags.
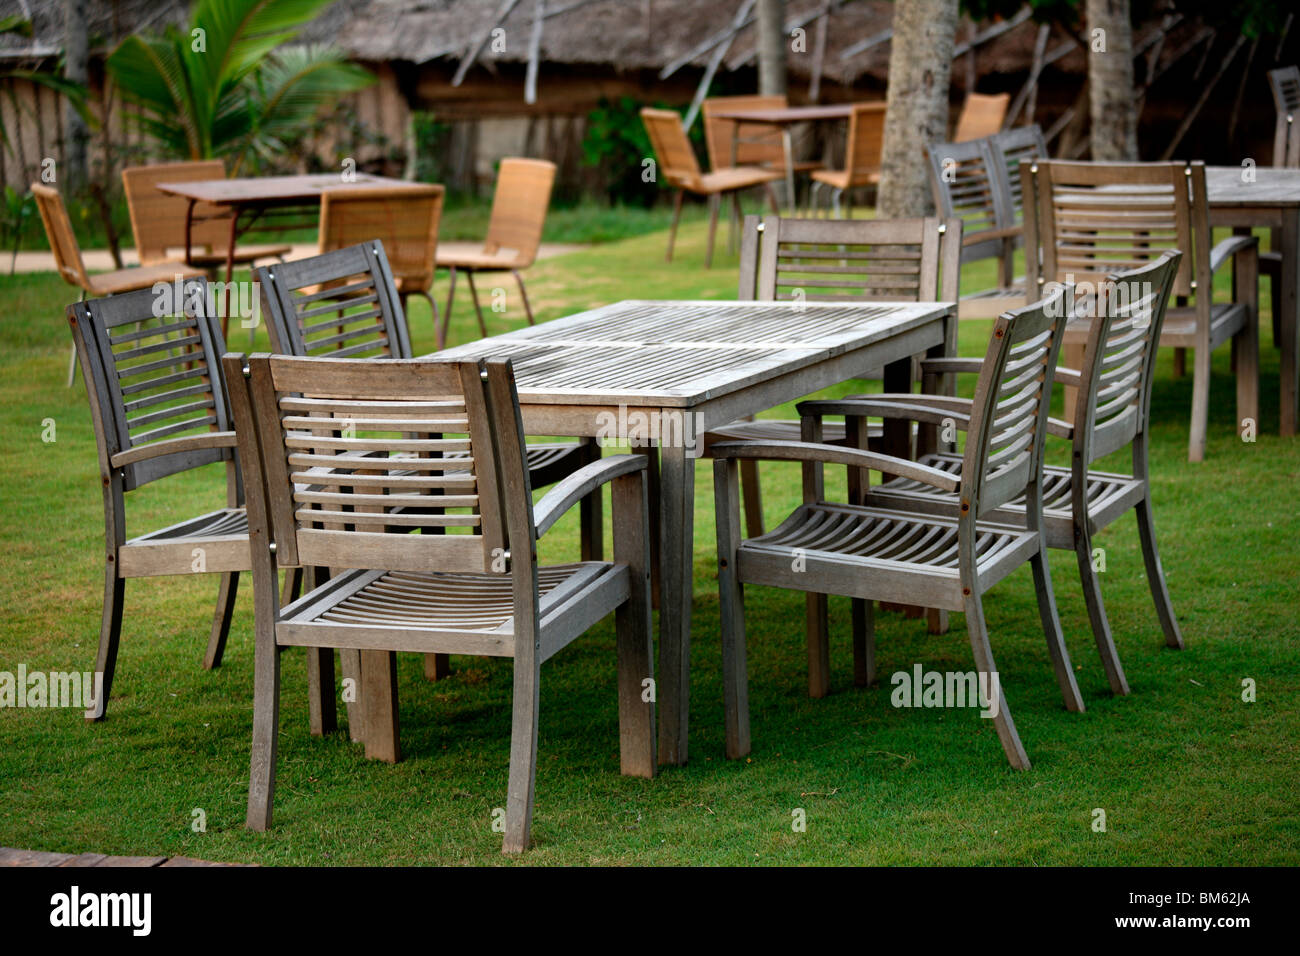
<box><xmin>656</xmin><ymin>436</ymin><xmax>696</xmax><ymax>766</ymax></box>
<box><xmin>184</xmin><ymin>199</ymin><xmax>197</xmax><ymax>266</ymax></box>
<box><xmin>1281</xmin><ymin>208</ymin><xmax>1299</xmax><ymax>436</ymax></box>
<box><xmin>880</xmin><ymin>355</ymin><xmax>913</xmax><ymax>471</ymax></box>
<box><xmin>222</xmin><ymin>208</ymin><xmax>239</xmax><ymax>340</ymax></box>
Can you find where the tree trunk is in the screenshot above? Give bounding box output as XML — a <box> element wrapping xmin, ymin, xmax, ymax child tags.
<box><xmin>878</xmin><ymin>0</ymin><xmax>959</xmax><ymax>217</ymax></box>
<box><xmin>1087</xmin><ymin>0</ymin><xmax>1138</xmax><ymax>160</ymax></box>
<box><xmin>63</xmin><ymin>0</ymin><xmax>90</xmax><ymax>193</ymax></box>
<box><xmin>757</xmin><ymin>0</ymin><xmax>787</xmax><ymax>96</ymax></box>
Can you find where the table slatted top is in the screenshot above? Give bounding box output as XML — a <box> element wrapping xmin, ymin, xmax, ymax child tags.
<box><xmin>430</xmin><ymin>299</ymin><xmax>950</xmax><ymax>406</ymax></box>
<box><xmin>155</xmin><ymin>173</ymin><xmax>421</xmax><ymax>205</ymax></box>
<box><xmin>706</xmin><ymin>103</ymin><xmax>873</xmax><ymax>124</ymax></box>
<box><xmin>1206</xmin><ymin>166</ymin><xmax>1300</xmax><ymax>207</ymax></box>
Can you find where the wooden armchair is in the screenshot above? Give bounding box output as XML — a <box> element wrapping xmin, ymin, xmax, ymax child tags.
<box><xmin>713</xmin><ymin>287</ymin><xmax>1077</xmax><ymax>768</ymax></box>
<box><xmin>954</xmin><ymin>91</ymin><xmax>1010</xmax><ymax>142</ymax></box>
<box><xmin>1022</xmin><ymin>160</ymin><xmax>1258</xmax><ymax>462</ymax></box>
<box><xmin>434</xmin><ymin>158</ymin><xmax>553</xmax><ymax>342</ymax></box>
<box><xmin>121</xmin><ymin>161</ymin><xmax>291</xmax><ymax>270</ymax></box>
<box><xmin>224</xmin><ymin>352</ymin><xmax>655</xmax><ymax>853</ymax></box>
<box><xmin>641</xmin><ymin>108</ymin><xmax>781</xmax><ymax>268</ymax></box>
<box><xmin>809</xmin><ymin>103</ymin><xmax>887</xmax><ymax>217</ymax></box>
<box><xmin>67</xmin><ymin>280</ymin><xmax>249</xmax><ymax>720</ymax></box>
<box><xmin>703</xmin><ymin>214</ymin><xmax>961</xmax><ymax>537</ymax></box>
<box><xmin>33</xmin><ymin>183</ymin><xmax>206</xmax><ymax>386</ymax></box>
<box><xmin>865</xmin><ymin>253</ymin><xmax>1186</xmax><ymax>698</ymax></box>
<box><xmin>319</xmin><ymin>184</ymin><xmax>445</xmax><ymax>342</ymax></box>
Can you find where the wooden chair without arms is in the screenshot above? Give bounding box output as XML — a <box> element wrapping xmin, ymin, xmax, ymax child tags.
<box><xmin>1268</xmin><ymin>66</ymin><xmax>1300</xmax><ymax>169</ymax></box>
<box><xmin>1022</xmin><ymin>160</ymin><xmax>1258</xmax><ymax>463</ymax></box>
<box><xmin>954</xmin><ymin>91</ymin><xmax>1011</xmax><ymax>142</ymax></box>
<box><xmin>256</xmin><ymin>242</ymin><xmax>603</xmax><ymax>687</ymax></box>
<box><xmin>434</xmin><ymin>158</ymin><xmax>554</xmax><ymax>344</ymax></box>
<box><xmin>121</xmin><ymin>161</ymin><xmax>291</xmax><ymax>270</ymax></box>
<box><xmin>33</xmin><ymin>183</ymin><xmax>206</xmax><ymax>386</ymax></box>
<box><xmin>714</xmin><ymin>287</ymin><xmax>1079</xmax><ymax>768</ymax></box>
<box><xmin>224</xmin><ymin>352</ymin><xmax>655</xmax><ymax>853</ymax></box>
<box><xmin>809</xmin><ymin>103</ymin><xmax>887</xmax><ymax>217</ymax></box>
<box><xmin>640</xmin><ymin>108</ymin><xmax>782</xmax><ymax>268</ymax></box>
<box><xmin>68</xmin><ymin>280</ymin><xmax>249</xmax><ymax>720</ymax></box>
<box><xmin>319</xmin><ymin>184</ymin><xmax>445</xmax><ymax>342</ymax></box>
<box><xmin>703</xmin><ymin>214</ymin><xmax>962</xmax><ymax>537</ymax></box>
<box><xmin>865</xmin><ymin>253</ymin><xmax>1186</xmax><ymax>699</ymax></box>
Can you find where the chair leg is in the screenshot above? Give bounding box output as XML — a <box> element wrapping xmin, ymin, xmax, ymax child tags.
<box><xmin>67</xmin><ymin>342</ymin><xmax>79</xmax><ymax>388</ymax></box>
<box><xmin>666</xmin><ymin>190</ymin><xmax>684</xmax><ymax>263</ymax></box>
<box><xmin>1234</xmin><ymin>294</ymin><xmax>1260</xmax><ymax>436</ymax></box>
<box><xmin>503</xmin><ymin>660</ymin><xmax>542</xmax><ymax>854</ymax></box>
<box><xmin>764</xmin><ymin>182</ymin><xmax>780</xmax><ymax>214</ymax></box>
<box><xmin>579</xmin><ymin>438</ymin><xmax>604</xmax><ymax>561</ymax></box>
<box><xmin>280</xmin><ymin>567</ymin><xmax>302</xmax><ymax>606</ymax></box>
<box><xmin>87</xmin><ymin>566</ymin><xmax>124</xmax><ymax>721</ymax></box>
<box><xmin>1072</xmin><ymin>530</ymin><xmax>1130</xmax><ymax>696</ymax></box>
<box><xmin>412</xmin><ymin>289</ymin><xmax>443</xmax><ymax>350</ymax></box>
<box><xmin>1135</xmin><ymin>495</ymin><xmax>1184</xmax><ymax>649</ymax></box>
<box><xmin>964</xmin><ymin>591</ymin><xmax>1031</xmax><ymax>770</ymax></box>
<box><xmin>851</xmin><ymin>597</ymin><xmax>874</xmax><ymax>687</ymax></box>
<box><xmin>464</xmin><ymin>271</ymin><xmax>488</xmax><ymax>339</ymax></box>
<box><xmin>1188</xmin><ymin>345</ymin><xmax>1212</xmax><ymax>462</ymax></box>
<box><xmin>359</xmin><ymin>649</ymin><xmax>400</xmax><ymax>763</ymax></box>
<box><xmin>424</xmin><ymin>652</ymin><xmax>451</xmax><ymax>681</ymax></box>
<box><xmin>805</xmin><ymin>593</ymin><xmax>831</xmax><ymax>699</ymax></box>
<box><xmin>245</xmin><ymin>606</ymin><xmax>282</xmax><ymax>830</ymax></box>
<box><xmin>442</xmin><ymin>267</ymin><xmax>458</xmax><ymax>350</ymax></box>
<box><xmin>341</xmin><ymin>648</ymin><xmax>365</xmax><ymax>743</ymax></box>
<box><xmin>512</xmin><ymin>270</ymin><xmax>535</xmax><ymax>325</ymax></box>
<box><xmin>738</xmin><ymin>459</ymin><xmax>764</xmax><ymax>537</ymax></box>
<box><xmin>1173</xmin><ymin>347</ymin><xmax>1187</xmax><ymax>378</ymax></box>
<box><xmin>1030</xmin><ymin>547</ymin><xmax>1087</xmax><ymax>711</ymax></box>
<box><xmin>705</xmin><ymin>193</ymin><xmax>721</xmax><ymax>269</ymax></box>
<box><xmin>307</xmin><ymin>648</ymin><xmax>337</xmax><ymax>736</ymax></box>
<box><xmin>926</xmin><ymin>608</ymin><xmax>949</xmax><ymax>634</ymax></box>
<box><xmin>728</xmin><ymin>192</ymin><xmax>742</xmax><ymax>255</ymax></box>
<box><xmin>203</xmin><ymin>571</ymin><xmax>239</xmax><ymax>670</ymax></box>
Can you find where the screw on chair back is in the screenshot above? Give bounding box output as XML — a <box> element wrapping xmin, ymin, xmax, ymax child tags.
<box><xmin>1066</xmin><ymin>251</ymin><xmax>1182</xmax><ymax>467</ymax></box>
<box><xmin>31</xmin><ymin>183</ymin><xmax>92</xmax><ymax>292</ymax></box>
<box><xmin>70</xmin><ymin>279</ymin><xmax>235</xmax><ymax>492</ymax></box>
<box><xmin>953</xmin><ymin>91</ymin><xmax>1010</xmax><ymax>142</ymax></box>
<box><xmin>231</xmin><ymin>354</ymin><xmax>514</xmax><ymax>577</ymax></box>
<box><xmin>482</xmin><ymin>158</ymin><xmax>555</xmax><ymax>269</ymax></box>
<box><xmin>958</xmin><ymin>285</ymin><xmax>1068</xmax><ymax>522</ymax></box>
<box><xmin>844</xmin><ymin>103</ymin><xmax>887</xmax><ymax>186</ymax></box>
<box><xmin>641</xmin><ymin>108</ymin><xmax>702</xmax><ymax>190</ymax></box>
<box><xmin>121</xmin><ymin>160</ymin><xmax>233</xmax><ymax>264</ymax></box>
<box><xmin>319</xmin><ymin>185</ymin><xmax>445</xmax><ymax>294</ymax></box>
<box><xmin>1268</xmin><ymin>66</ymin><xmax>1300</xmax><ymax>167</ymax></box>
<box><xmin>702</xmin><ymin>94</ymin><xmax>787</xmax><ymax>172</ymax></box>
<box><xmin>257</xmin><ymin>242</ymin><xmax>410</xmax><ymax>360</ymax></box>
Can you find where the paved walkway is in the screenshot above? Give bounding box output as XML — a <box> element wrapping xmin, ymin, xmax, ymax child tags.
<box><xmin>0</xmin><ymin>846</ymin><xmax>250</xmax><ymax>867</ymax></box>
<box><xmin>9</xmin><ymin>241</ymin><xmax>585</xmax><ymax>275</ymax></box>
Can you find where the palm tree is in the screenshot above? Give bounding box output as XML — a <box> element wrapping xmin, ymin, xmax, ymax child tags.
<box><xmin>107</xmin><ymin>0</ymin><xmax>373</xmax><ymax>174</ymax></box>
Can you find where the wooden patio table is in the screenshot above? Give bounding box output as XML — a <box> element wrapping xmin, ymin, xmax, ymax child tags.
<box><xmin>707</xmin><ymin>103</ymin><xmax>875</xmax><ymax>212</ymax></box>
<box><xmin>155</xmin><ymin>173</ymin><xmax>425</xmax><ymax>335</ymax></box>
<box><xmin>1205</xmin><ymin>166</ymin><xmax>1300</xmax><ymax>435</ymax></box>
<box><xmin>431</xmin><ymin>298</ymin><xmax>955</xmax><ymax>765</ymax></box>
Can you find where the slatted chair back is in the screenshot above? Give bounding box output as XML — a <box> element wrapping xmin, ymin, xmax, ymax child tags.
<box><xmin>31</xmin><ymin>184</ymin><xmax>91</xmax><ymax>291</ymax></box>
<box><xmin>69</xmin><ymin>279</ymin><xmax>232</xmax><ymax>491</ymax></box>
<box><xmin>959</xmin><ymin>286</ymin><xmax>1068</xmax><ymax>520</ymax></box>
<box><xmin>1069</xmin><ymin>251</ymin><xmax>1181</xmax><ymax>466</ymax></box>
<box><xmin>703</xmin><ymin>94</ymin><xmax>787</xmax><ymax>171</ymax></box>
<box><xmin>844</xmin><ymin>103</ymin><xmax>887</xmax><ymax>185</ymax></box>
<box><xmin>927</xmin><ymin>137</ymin><xmax>1007</xmax><ymax>265</ymax></box>
<box><xmin>746</xmin><ymin>215</ymin><xmax>961</xmax><ymax>304</ymax></box>
<box><xmin>641</xmin><ymin>108</ymin><xmax>702</xmax><ymax>191</ymax></box>
<box><xmin>257</xmin><ymin>243</ymin><xmax>410</xmax><ymax>360</ymax></box>
<box><xmin>230</xmin><ymin>353</ymin><xmax>515</xmax><ymax>576</ymax></box>
<box><xmin>122</xmin><ymin>161</ymin><xmax>232</xmax><ymax>264</ymax></box>
<box><xmin>320</xmin><ymin>184</ymin><xmax>444</xmax><ymax>293</ymax></box>
<box><xmin>1026</xmin><ymin>160</ymin><xmax>1201</xmax><ymax>301</ymax></box>
<box><xmin>1269</xmin><ymin>66</ymin><xmax>1300</xmax><ymax>167</ymax></box>
<box><xmin>482</xmin><ymin>158</ymin><xmax>555</xmax><ymax>269</ymax></box>
<box><xmin>985</xmin><ymin>124</ymin><xmax>1048</xmax><ymax>224</ymax></box>
<box><xmin>954</xmin><ymin>92</ymin><xmax>1011</xmax><ymax>142</ymax></box>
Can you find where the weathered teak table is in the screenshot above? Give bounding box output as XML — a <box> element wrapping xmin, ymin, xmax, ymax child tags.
<box><xmin>432</xmin><ymin>299</ymin><xmax>955</xmax><ymax>764</ymax></box>
<box><xmin>155</xmin><ymin>173</ymin><xmax>423</xmax><ymax>334</ymax></box>
<box><xmin>1206</xmin><ymin>166</ymin><xmax>1300</xmax><ymax>435</ymax></box>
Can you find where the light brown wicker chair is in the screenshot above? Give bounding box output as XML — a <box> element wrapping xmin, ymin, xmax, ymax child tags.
<box><xmin>953</xmin><ymin>92</ymin><xmax>1010</xmax><ymax>142</ymax></box>
<box><xmin>121</xmin><ymin>161</ymin><xmax>291</xmax><ymax>269</ymax></box>
<box><xmin>434</xmin><ymin>158</ymin><xmax>554</xmax><ymax>346</ymax></box>
<box><xmin>319</xmin><ymin>183</ymin><xmax>445</xmax><ymax>340</ymax></box>
<box><xmin>641</xmin><ymin>108</ymin><xmax>782</xmax><ymax>268</ymax></box>
<box><xmin>809</xmin><ymin>102</ymin><xmax>886</xmax><ymax>217</ymax></box>
<box><xmin>32</xmin><ymin>183</ymin><xmax>206</xmax><ymax>386</ymax></box>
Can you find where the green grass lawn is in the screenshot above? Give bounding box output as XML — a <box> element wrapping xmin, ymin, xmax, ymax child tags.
<box><xmin>1</xmin><ymin>217</ymin><xmax>1297</xmax><ymax>865</ymax></box>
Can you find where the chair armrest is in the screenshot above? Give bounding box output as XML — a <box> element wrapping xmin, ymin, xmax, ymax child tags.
<box><xmin>1208</xmin><ymin>235</ymin><xmax>1258</xmax><ymax>275</ymax></box>
<box><xmin>1053</xmin><ymin>367</ymin><xmax>1082</xmax><ymax>386</ymax></box>
<box><xmin>533</xmin><ymin>453</ymin><xmax>646</xmax><ymax>539</ymax></box>
<box><xmin>110</xmin><ymin>431</ymin><xmax>237</xmax><ymax>468</ymax></box>
<box><xmin>965</xmin><ymin>225</ymin><xmax>1022</xmax><ymax>245</ymax></box>
<box><xmin>1047</xmin><ymin>418</ymin><xmax>1074</xmax><ymax>439</ymax></box>
<box><xmin>799</xmin><ymin>396</ymin><xmax>972</xmax><ymax>430</ymax></box>
<box><xmin>710</xmin><ymin>439</ymin><xmax>960</xmax><ymax>493</ymax></box>
<box><xmin>918</xmin><ymin>357</ymin><xmax>983</xmax><ymax>376</ymax></box>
